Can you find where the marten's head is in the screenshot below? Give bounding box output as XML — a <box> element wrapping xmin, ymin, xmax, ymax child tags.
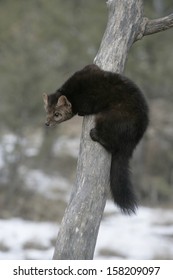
<box><xmin>43</xmin><ymin>93</ymin><xmax>74</xmax><ymax>127</ymax></box>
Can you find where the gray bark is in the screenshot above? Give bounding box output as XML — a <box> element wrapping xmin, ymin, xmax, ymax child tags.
<box><xmin>53</xmin><ymin>0</ymin><xmax>144</xmax><ymax>260</ymax></box>
<box><xmin>136</xmin><ymin>13</ymin><xmax>173</xmax><ymax>40</ymax></box>
<box><xmin>53</xmin><ymin>0</ymin><xmax>173</xmax><ymax>260</ymax></box>
<box><xmin>144</xmin><ymin>14</ymin><xmax>173</xmax><ymax>36</ymax></box>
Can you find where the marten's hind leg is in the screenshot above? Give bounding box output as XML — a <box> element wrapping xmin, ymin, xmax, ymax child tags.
<box><xmin>90</xmin><ymin>110</ymin><xmax>136</xmax><ymax>154</ymax></box>
<box><xmin>90</xmin><ymin>128</ymin><xmax>110</xmax><ymax>151</ymax></box>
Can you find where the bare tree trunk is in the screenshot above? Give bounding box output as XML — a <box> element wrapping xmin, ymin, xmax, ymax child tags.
<box><xmin>53</xmin><ymin>0</ymin><xmax>143</xmax><ymax>260</ymax></box>
<box><xmin>53</xmin><ymin>0</ymin><xmax>173</xmax><ymax>260</ymax></box>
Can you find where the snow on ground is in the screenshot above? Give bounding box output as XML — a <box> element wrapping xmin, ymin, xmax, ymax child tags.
<box><xmin>1</xmin><ymin>133</ymin><xmax>173</xmax><ymax>259</ymax></box>
<box><xmin>0</xmin><ymin>219</ymin><xmax>58</xmax><ymax>260</ymax></box>
<box><xmin>0</xmin><ymin>205</ymin><xmax>173</xmax><ymax>260</ymax></box>
<box><xmin>96</xmin><ymin>203</ymin><xmax>173</xmax><ymax>259</ymax></box>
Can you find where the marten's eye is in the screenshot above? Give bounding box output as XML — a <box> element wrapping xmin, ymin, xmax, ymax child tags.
<box><xmin>54</xmin><ymin>112</ymin><xmax>62</xmax><ymax>117</ymax></box>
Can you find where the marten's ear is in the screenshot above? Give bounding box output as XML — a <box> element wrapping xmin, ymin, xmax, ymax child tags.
<box><xmin>57</xmin><ymin>95</ymin><xmax>72</xmax><ymax>108</ymax></box>
<box><xmin>43</xmin><ymin>93</ymin><xmax>48</xmax><ymax>106</ymax></box>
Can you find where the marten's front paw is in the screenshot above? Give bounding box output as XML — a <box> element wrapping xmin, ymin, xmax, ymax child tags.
<box><xmin>78</xmin><ymin>112</ymin><xmax>85</xmax><ymax>116</ymax></box>
<box><xmin>90</xmin><ymin>128</ymin><xmax>99</xmax><ymax>142</ymax></box>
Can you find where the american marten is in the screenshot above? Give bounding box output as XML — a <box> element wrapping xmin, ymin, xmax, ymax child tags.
<box><xmin>43</xmin><ymin>64</ymin><xmax>149</xmax><ymax>214</ymax></box>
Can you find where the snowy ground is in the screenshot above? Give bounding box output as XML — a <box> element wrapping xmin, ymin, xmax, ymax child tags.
<box><xmin>96</xmin><ymin>203</ymin><xmax>173</xmax><ymax>259</ymax></box>
<box><xmin>0</xmin><ymin>204</ymin><xmax>173</xmax><ymax>260</ymax></box>
<box><xmin>1</xmin><ymin>133</ymin><xmax>173</xmax><ymax>259</ymax></box>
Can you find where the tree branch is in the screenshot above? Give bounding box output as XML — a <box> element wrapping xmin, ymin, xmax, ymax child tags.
<box><xmin>137</xmin><ymin>13</ymin><xmax>173</xmax><ymax>40</ymax></box>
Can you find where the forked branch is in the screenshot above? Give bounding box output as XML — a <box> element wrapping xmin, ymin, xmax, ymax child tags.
<box><xmin>137</xmin><ymin>13</ymin><xmax>173</xmax><ymax>40</ymax></box>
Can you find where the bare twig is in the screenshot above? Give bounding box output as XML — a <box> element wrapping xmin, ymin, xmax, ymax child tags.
<box><xmin>137</xmin><ymin>13</ymin><xmax>173</xmax><ymax>40</ymax></box>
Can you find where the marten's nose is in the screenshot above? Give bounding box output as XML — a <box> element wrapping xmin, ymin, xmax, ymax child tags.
<box><xmin>45</xmin><ymin>122</ymin><xmax>50</xmax><ymax>126</ymax></box>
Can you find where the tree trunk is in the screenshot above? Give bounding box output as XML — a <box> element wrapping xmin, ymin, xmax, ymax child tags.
<box><xmin>53</xmin><ymin>0</ymin><xmax>173</xmax><ymax>260</ymax></box>
<box><xmin>53</xmin><ymin>0</ymin><xmax>144</xmax><ymax>260</ymax></box>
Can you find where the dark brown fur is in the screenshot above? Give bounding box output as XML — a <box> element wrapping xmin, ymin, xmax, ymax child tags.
<box><xmin>43</xmin><ymin>64</ymin><xmax>149</xmax><ymax>214</ymax></box>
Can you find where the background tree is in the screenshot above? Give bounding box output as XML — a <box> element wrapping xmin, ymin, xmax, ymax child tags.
<box><xmin>53</xmin><ymin>0</ymin><xmax>173</xmax><ymax>260</ymax></box>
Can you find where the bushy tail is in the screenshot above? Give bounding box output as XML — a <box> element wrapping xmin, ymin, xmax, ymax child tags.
<box><xmin>110</xmin><ymin>153</ymin><xmax>137</xmax><ymax>214</ymax></box>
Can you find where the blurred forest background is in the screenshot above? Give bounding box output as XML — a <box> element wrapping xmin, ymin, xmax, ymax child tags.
<box><xmin>0</xmin><ymin>0</ymin><xmax>173</xmax><ymax>259</ymax></box>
